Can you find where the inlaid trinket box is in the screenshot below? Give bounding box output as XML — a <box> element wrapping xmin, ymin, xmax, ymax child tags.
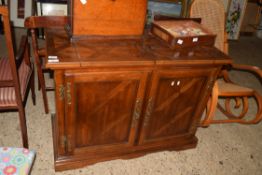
<box><xmin>151</xmin><ymin>20</ymin><xmax>216</xmax><ymax>49</ymax></box>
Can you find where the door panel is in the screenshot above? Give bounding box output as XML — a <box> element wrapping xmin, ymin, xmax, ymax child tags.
<box><xmin>139</xmin><ymin>69</ymin><xmax>213</xmax><ymax>144</ymax></box>
<box><xmin>64</xmin><ymin>71</ymin><xmax>148</xmax><ymax>154</ymax></box>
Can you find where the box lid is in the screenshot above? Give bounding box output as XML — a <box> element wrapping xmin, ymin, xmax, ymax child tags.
<box><xmin>71</xmin><ymin>0</ymin><xmax>147</xmax><ymax>36</ymax></box>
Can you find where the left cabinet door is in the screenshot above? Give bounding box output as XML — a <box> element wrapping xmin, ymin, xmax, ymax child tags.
<box><xmin>63</xmin><ymin>70</ymin><xmax>148</xmax><ymax>155</ymax></box>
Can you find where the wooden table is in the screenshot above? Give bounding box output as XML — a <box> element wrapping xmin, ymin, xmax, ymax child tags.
<box><xmin>45</xmin><ymin>27</ymin><xmax>232</xmax><ymax>171</ymax></box>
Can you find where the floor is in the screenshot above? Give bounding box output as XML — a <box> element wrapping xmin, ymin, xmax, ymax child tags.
<box><xmin>0</xmin><ymin>29</ymin><xmax>262</xmax><ymax>175</ymax></box>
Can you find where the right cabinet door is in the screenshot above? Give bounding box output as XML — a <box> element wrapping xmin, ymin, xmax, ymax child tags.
<box><xmin>139</xmin><ymin>68</ymin><xmax>215</xmax><ymax>144</ymax></box>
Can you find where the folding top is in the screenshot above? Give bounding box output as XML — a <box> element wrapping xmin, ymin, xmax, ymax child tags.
<box><xmin>68</xmin><ymin>0</ymin><xmax>147</xmax><ymax>37</ymax></box>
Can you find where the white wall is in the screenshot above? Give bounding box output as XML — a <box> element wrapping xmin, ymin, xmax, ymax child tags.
<box><xmin>10</xmin><ymin>0</ymin><xmax>32</xmax><ymax>27</ymax></box>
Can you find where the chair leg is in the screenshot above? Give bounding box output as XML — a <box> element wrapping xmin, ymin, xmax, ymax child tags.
<box><xmin>18</xmin><ymin>107</ymin><xmax>29</xmax><ymax>148</ymax></box>
<box><xmin>237</xmin><ymin>91</ymin><xmax>262</xmax><ymax>124</ymax></box>
<box><xmin>31</xmin><ymin>70</ymin><xmax>36</xmax><ymax>105</ymax></box>
<box><xmin>42</xmin><ymin>86</ymin><xmax>49</xmax><ymax>114</ymax></box>
<box><xmin>36</xmin><ymin>68</ymin><xmax>49</xmax><ymax>114</ymax></box>
<box><xmin>38</xmin><ymin>78</ymin><xmax>41</xmax><ymax>90</ymax></box>
<box><xmin>203</xmin><ymin>91</ymin><xmax>262</xmax><ymax>125</ymax></box>
<box><xmin>201</xmin><ymin>81</ymin><xmax>219</xmax><ymax>127</ymax></box>
<box><xmin>250</xmin><ymin>91</ymin><xmax>262</xmax><ymax>123</ymax></box>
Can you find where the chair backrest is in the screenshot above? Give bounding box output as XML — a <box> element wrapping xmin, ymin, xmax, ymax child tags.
<box><xmin>0</xmin><ymin>5</ymin><xmax>23</xmax><ymax>102</ymax></box>
<box><xmin>24</xmin><ymin>16</ymin><xmax>68</xmax><ymax>29</ymax></box>
<box><xmin>24</xmin><ymin>16</ymin><xmax>68</xmax><ymax>58</ymax></box>
<box><xmin>24</xmin><ymin>16</ymin><xmax>68</xmax><ymax>114</ymax></box>
<box><xmin>189</xmin><ymin>0</ymin><xmax>227</xmax><ymax>53</ymax></box>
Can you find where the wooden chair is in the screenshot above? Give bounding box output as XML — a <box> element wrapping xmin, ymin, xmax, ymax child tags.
<box><xmin>24</xmin><ymin>16</ymin><xmax>68</xmax><ymax>114</ymax></box>
<box><xmin>0</xmin><ymin>5</ymin><xmax>35</xmax><ymax>148</ymax></box>
<box><xmin>0</xmin><ymin>0</ymin><xmax>6</xmax><ymax>34</ymax></box>
<box><xmin>189</xmin><ymin>0</ymin><xmax>262</xmax><ymax>126</ymax></box>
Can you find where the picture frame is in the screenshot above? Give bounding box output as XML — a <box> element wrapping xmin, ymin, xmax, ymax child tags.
<box><xmin>147</xmin><ymin>0</ymin><xmax>187</xmax><ymax>25</ymax></box>
<box><xmin>226</xmin><ymin>0</ymin><xmax>248</xmax><ymax>40</ymax></box>
<box><xmin>38</xmin><ymin>2</ymin><xmax>68</xmax><ymax>16</ymax></box>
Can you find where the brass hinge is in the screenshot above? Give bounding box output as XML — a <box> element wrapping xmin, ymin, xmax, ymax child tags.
<box><xmin>66</xmin><ymin>82</ymin><xmax>72</xmax><ymax>105</ymax></box>
<box><xmin>59</xmin><ymin>84</ymin><xmax>65</xmax><ymax>100</ymax></box>
<box><xmin>132</xmin><ymin>98</ymin><xmax>142</xmax><ymax>127</ymax></box>
<box><xmin>60</xmin><ymin>135</ymin><xmax>67</xmax><ymax>149</ymax></box>
<box><xmin>60</xmin><ymin>135</ymin><xmax>72</xmax><ymax>152</ymax></box>
<box><xmin>143</xmin><ymin>97</ymin><xmax>153</xmax><ymax>126</ymax></box>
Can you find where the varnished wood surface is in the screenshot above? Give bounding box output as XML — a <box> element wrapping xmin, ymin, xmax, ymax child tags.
<box><xmin>46</xmin><ymin>26</ymin><xmax>232</xmax><ymax>171</ymax></box>
<box><xmin>25</xmin><ymin>16</ymin><xmax>69</xmax><ymax>114</ymax></box>
<box><xmin>52</xmin><ymin>110</ymin><xmax>198</xmax><ymax>171</ymax></box>
<box><xmin>69</xmin><ymin>0</ymin><xmax>147</xmax><ymax>36</ymax></box>
<box><xmin>45</xmin><ymin>27</ymin><xmax>232</xmax><ymax>69</ymax></box>
<box><xmin>45</xmin><ymin>27</ymin><xmax>80</xmax><ymax>68</ymax></box>
<box><xmin>64</xmin><ymin>71</ymin><xmax>149</xmax><ymax>155</ymax></box>
<box><xmin>138</xmin><ymin>69</ymin><xmax>214</xmax><ymax>144</ymax></box>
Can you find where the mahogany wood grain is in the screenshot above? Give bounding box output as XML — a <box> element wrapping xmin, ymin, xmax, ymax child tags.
<box><xmin>65</xmin><ymin>71</ymin><xmax>149</xmax><ymax>155</ymax></box>
<box><xmin>68</xmin><ymin>0</ymin><xmax>147</xmax><ymax>36</ymax></box>
<box><xmin>45</xmin><ymin>27</ymin><xmax>232</xmax><ymax>171</ymax></box>
<box><xmin>45</xmin><ymin>27</ymin><xmax>231</xmax><ymax>70</ymax></box>
<box><xmin>138</xmin><ymin>69</ymin><xmax>215</xmax><ymax>144</ymax></box>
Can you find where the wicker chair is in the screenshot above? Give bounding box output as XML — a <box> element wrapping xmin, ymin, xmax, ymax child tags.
<box><xmin>190</xmin><ymin>0</ymin><xmax>262</xmax><ymax>126</ymax></box>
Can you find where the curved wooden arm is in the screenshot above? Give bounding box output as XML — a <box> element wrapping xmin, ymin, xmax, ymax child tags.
<box><xmin>221</xmin><ymin>64</ymin><xmax>262</xmax><ymax>85</ymax></box>
<box><xmin>232</xmin><ymin>64</ymin><xmax>262</xmax><ymax>78</ymax></box>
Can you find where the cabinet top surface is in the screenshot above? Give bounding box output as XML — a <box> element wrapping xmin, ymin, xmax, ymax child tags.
<box><xmin>45</xmin><ymin>27</ymin><xmax>232</xmax><ymax>69</ymax></box>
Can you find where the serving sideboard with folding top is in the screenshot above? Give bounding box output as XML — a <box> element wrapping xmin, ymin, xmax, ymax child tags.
<box><xmin>45</xmin><ymin>0</ymin><xmax>232</xmax><ymax>171</ymax></box>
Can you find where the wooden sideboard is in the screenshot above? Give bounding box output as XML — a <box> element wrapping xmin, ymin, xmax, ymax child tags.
<box><xmin>45</xmin><ymin>27</ymin><xmax>232</xmax><ymax>171</ymax></box>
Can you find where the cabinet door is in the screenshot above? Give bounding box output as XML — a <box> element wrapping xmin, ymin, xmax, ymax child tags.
<box><xmin>138</xmin><ymin>69</ymin><xmax>215</xmax><ymax>144</ymax></box>
<box><xmin>64</xmin><ymin>71</ymin><xmax>148</xmax><ymax>154</ymax></box>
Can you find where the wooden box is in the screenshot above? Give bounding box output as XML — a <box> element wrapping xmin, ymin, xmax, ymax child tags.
<box><xmin>151</xmin><ymin>20</ymin><xmax>216</xmax><ymax>49</ymax></box>
<box><xmin>68</xmin><ymin>0</ymin><xmax>147</xmax><ymax>37</ymax></box>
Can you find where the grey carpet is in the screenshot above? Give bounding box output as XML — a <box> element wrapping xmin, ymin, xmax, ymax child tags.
<box><xmin>0</xmin><ymin>28</ymin><xmax>262</xmax><ymax>175</ymax></box>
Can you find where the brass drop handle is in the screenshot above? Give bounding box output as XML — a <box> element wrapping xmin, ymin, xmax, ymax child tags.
<box><xmin>67</xmin><ymin>82</ymin><xmax>72</xmax><ymax>105</ymax></box>
<box><xmin>171</xmin><ymin>80</ymin><xmax>180</xmax><ymax>86</ymax></box>
<box><xmin>143</xmin><ymin>97</ymin><xmax>153</xmax><ymax>126</ymax></box>
<box><xmin>132</xmin><ymin>98</ymin><xmax>142</xmax><ymax>127</ymax></box>
<box><xmin>59</xmin><ymin>84</ymin><xmax>65</xmax><ymax>100</ymax></box>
